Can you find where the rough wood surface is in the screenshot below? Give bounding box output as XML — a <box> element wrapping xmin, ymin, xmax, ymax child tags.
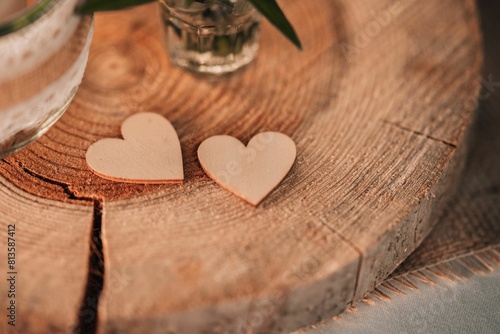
<box><xmin>0</xmin><ymin>0</ymin><xmax>482</xmax><ymax>332</ymax></box>
<box><xmin>305</xmin><ymin>2</ymin><xmax>500</xmax><ymax>328</ymax></box>
<box><xmin>390</xmin><ymin>0</ymin><xmax>500</xmax><ymax>278</ymax></box>
<box><xmin>0</xmin><ymin>175</ymin><xmax>93</xmax><ymax>334</ymax></box>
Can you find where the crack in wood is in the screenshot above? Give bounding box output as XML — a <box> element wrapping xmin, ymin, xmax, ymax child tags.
<box><xmin>74</xmin><ymin>199</ymin><xmax>105</xmax><ymax>334</ymax></box>
<box><xmin>10</xmin><ymin>163</ymin><xmax>105</xmax><ymax>333</ymax></box>
<box><xmin>382</xmin><ymin>120</ymin><xmax>458</xmax><ymax>148</ymax></box>
<box><xmin>314</xmin><ymin>215</ymin><xmax>365</xmax><ymax>306</ymax></box>
<box><xmin>17</xmin><ymin>163</ymin><xmax>93</xmax><ymax>202</ymax></box>
<box><xmin>1</xmin><ymin>160</ymin><xmax>104</xmax><ymax>332</ymax></box>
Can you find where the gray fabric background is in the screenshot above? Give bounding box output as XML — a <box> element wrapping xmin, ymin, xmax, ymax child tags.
<box><xmin>301</xmin><ymin>269</ymin><xmax>500</xmax><ymax>334</ymax></box>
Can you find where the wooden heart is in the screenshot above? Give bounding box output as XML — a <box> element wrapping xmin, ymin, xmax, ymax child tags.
<box><xmin>197</xmin><ymin>132</ymin><xmax>296</xmax><ymax>205</ymax></box>
<box><xmin>86</xmin><ymin>112</ymin><xmax>184</xmax><ymax>183</ymax></box>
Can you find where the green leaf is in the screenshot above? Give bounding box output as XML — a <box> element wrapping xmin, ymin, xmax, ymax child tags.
<box><xmin>77</xmin><ymin>0</ymin><xmax>155</xmax><ymax>14</ymax></box>
<box><xmin>77</xmin><ymin>0</ymin><xmax>302</xmax><ymax>49</ymax></box>
<box><xmin>249</xmin><ymin>0</ymin><xmax>301</xmax><ymax>49</ymax></box>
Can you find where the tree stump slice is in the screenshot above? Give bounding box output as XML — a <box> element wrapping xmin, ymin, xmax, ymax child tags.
<box><xmin>0</xmin><ymin>0</ymin><xmax>482</xmax><ymax>333</ymax></box>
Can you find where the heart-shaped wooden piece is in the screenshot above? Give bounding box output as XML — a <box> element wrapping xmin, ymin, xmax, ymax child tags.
<box><xmin>197</xmin><ymin>132</ymin><xmax>296</xmax><ymax>205</ymax></box>
<box><xmin>86</xmin><ymin>112</ymin><xmax>183</xmax><ymax>183</ymax></box>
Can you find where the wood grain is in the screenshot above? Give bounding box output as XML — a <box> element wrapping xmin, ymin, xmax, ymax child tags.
<box><xmin>0</xmin><ymin>175</ymin><xmax>93</xmax><ymax>334</ymax></box>
<box><xmin>0</xmin><ymin>0</ymin><xmax>482</xmax><ymax>332</ymax></box>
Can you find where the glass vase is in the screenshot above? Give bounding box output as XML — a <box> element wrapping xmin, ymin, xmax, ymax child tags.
<box><xmin>0</xmin><ymin>0</ymin><xmax>93</xmax><ymax>158</ymax></box>
<box><xmin>160</xmin><ymin>0</ymin><xmax>261</xmax><ymax>75</ymax></box>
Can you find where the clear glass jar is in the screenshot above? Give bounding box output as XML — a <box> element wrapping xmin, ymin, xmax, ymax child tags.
<box><xmin>0</xmin><ymin>0</ymin><xmax>94</xmax><ymax>158</ymax></box>
<box><xmin>160</xmin><ymin>0</ymin><xmax>261</xmax><ymax>75</ymax></box>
